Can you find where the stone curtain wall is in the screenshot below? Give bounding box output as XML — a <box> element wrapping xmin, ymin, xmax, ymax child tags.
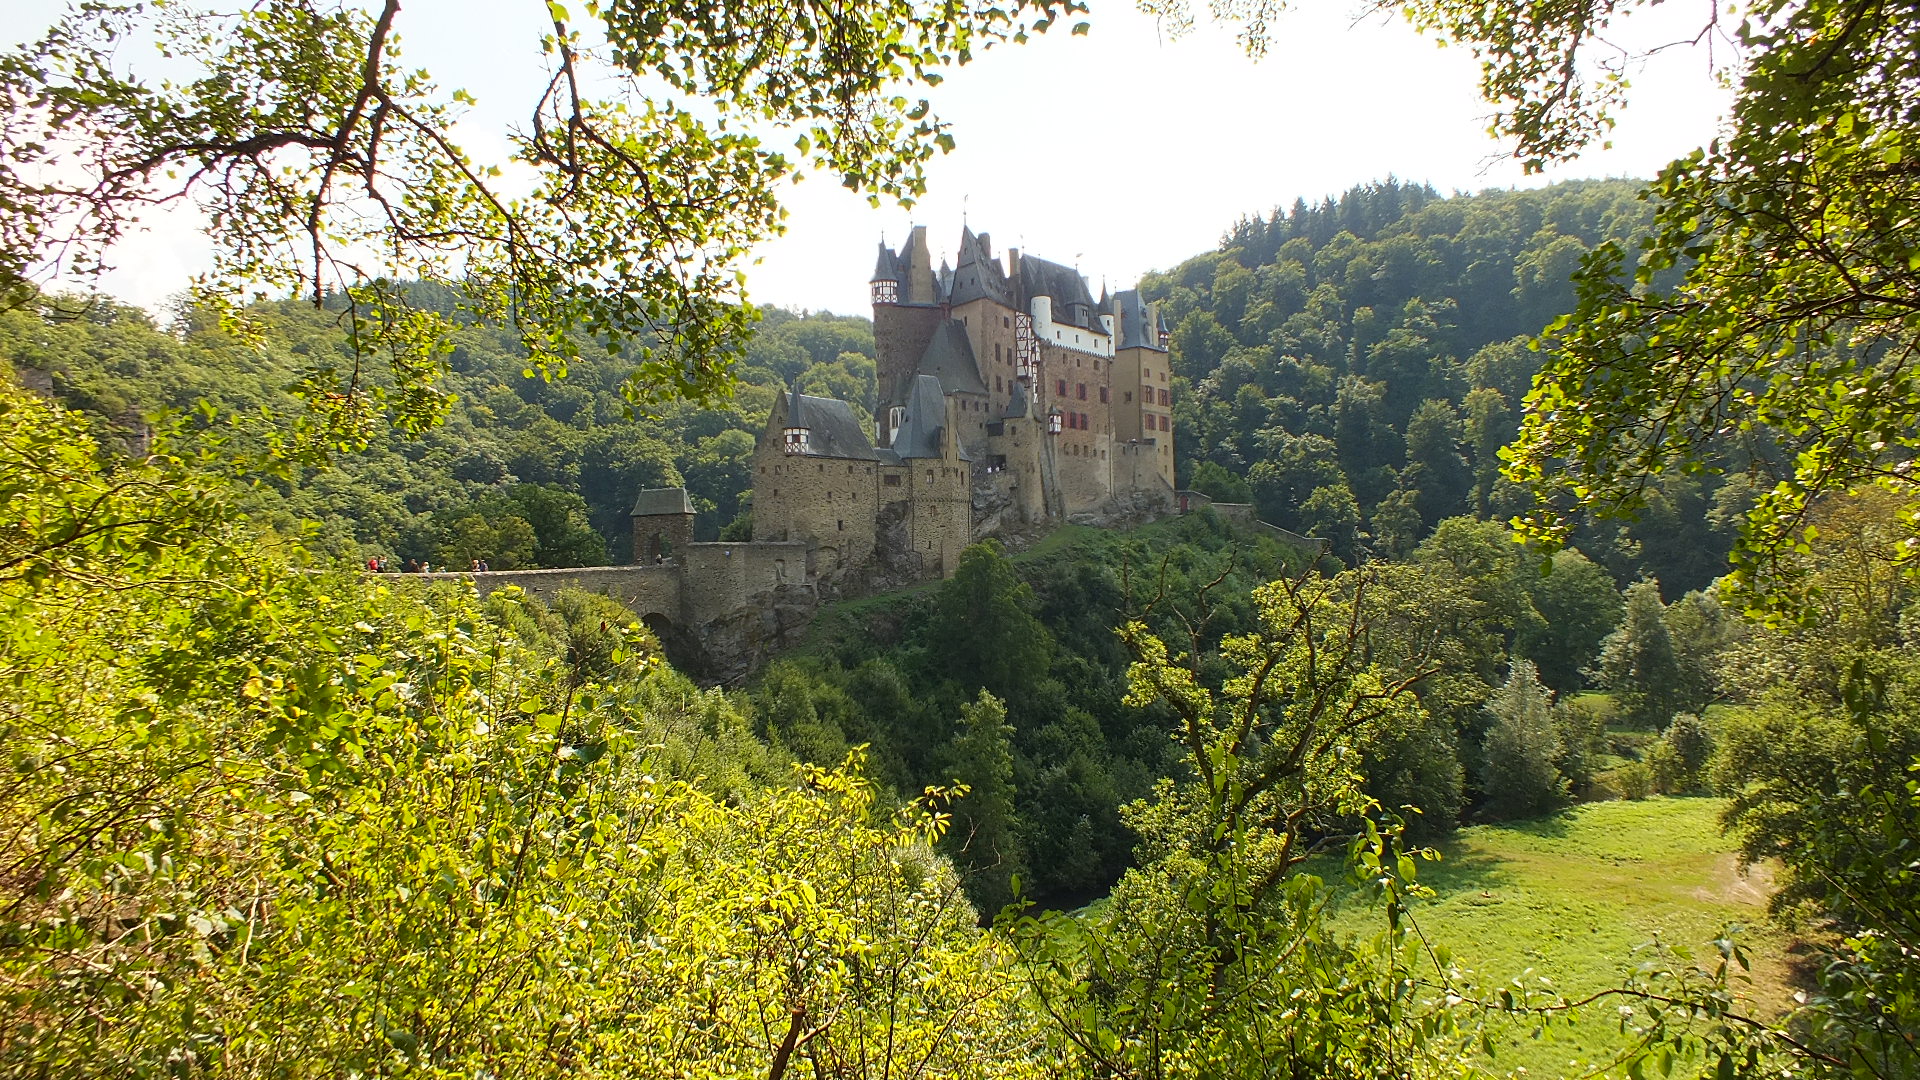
<box><xmin>429</xmin><ymin>538</ymin><xmax>813</xmax><ymax>631</ymax></box>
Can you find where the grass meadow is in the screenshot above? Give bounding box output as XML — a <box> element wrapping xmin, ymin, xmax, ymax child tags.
<box><xmin>1329</xmin><ymin>797</ymin><xmax>1797</xmax><ymax>1078</ymax></box>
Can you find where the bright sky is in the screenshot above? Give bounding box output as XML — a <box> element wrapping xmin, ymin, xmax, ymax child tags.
<box><xmin>15</xmin><ymin>0</ymin><xmax>1734</xmax><ymax>317</ymax></box>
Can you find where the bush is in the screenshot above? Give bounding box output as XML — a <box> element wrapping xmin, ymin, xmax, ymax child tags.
<box><xmin>1612</xmin><ymin>761</ymin><xmax>1656</xmax><ymax>800</ymax></box>
<box><xmin>1650</xmin><ymin>712</ymin><xmax>1715</xmax><ymax>794</ymax></box>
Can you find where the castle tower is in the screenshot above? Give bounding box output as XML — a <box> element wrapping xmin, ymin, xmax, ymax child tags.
<box><xmin>630</xmin><ymin>487</ymin><xmax>695</xmax><ymax>564</ymax></box>
<box><xmin>872</xmin><ymin>226</ymin><xmax>948</xmax><ymax>445</ymax></box>
<box><xmin>1111</xmin><ymin>289</ymin><xmax>1177</xmax><ymax>496</ymax></box>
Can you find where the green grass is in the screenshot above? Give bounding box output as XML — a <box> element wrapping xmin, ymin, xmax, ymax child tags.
<box><xmin>1328</xmin><ymin>797</ymin><xmax>1794</xmax><ymax>1077</ymax></box>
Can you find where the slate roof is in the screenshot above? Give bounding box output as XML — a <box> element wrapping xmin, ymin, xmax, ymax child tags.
<box><xmin>915</xmin><ymin>319</ymin><xmax>990</xmax><ymax>396</ymax></box>
<box><xmin>891</xmin><ymin>374</ymin><xmax>970</xmax><ymax>461</ymax></box>
<box><xmin>948</xmin><ymin>226</ymin><xmax>1015</xmax><ymax>308</ymax></box>
<box><xmin>1113</xmin><ymin>289</ymin><xmax>1167</xmax><ymax>352</ymax></box>
<box><xmin>871</xmin><ymin>242</ymin><xmax>900</xmax><ymax>283</ymax></box>
<box><xmin>1003</xmin><ymin>383</ymin><xmax>1031</xmax><ymax>419</ymax></box>
<box><xmin>631</xmin><ymin>487</ymin><xmax>695</xmax><ymax>516</ymax></box>
<box><xmin>1018</xmin><ymin>253</ymin><xmax>1099</xmax><ymax>328</ymax></box>
<box><xmin>780</xmin><ymin>384</ymin><xmax>880</xmax><ymax>460</ymax></box>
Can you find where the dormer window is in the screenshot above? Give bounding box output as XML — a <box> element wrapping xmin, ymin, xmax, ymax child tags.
<box><xmin>783</xmin><ymin>425</ymin><xmax>810</xmax><ymax>454</ymax></box>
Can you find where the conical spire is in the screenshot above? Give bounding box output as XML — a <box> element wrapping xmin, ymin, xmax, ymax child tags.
<box><xmin>870</xmin><ymin>240</ymin><xmax>900</xmax><ymax>283</ymax></box>
<box><xmin>782</xmin><ymin>380</ymin><xmax>811</xmax><ymax>454</ymax></box>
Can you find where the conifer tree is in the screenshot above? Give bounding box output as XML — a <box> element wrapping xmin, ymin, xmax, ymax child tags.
<box><xmin>1479</xmin><ymin>658</ymin><xmax>1567</xmax><ymax>819</ymax></box>
<box><xmin>945</xmin><ymin>690</ymin><xmax>1026</xmax><ymax>916</ymax></box>
<box><xmin>1593</xmin><ymin>580</ymin><xmax>1684</xmax><ymax>727</ymax></box>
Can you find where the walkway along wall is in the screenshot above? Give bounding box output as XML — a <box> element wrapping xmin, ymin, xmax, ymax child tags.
<box><xmin>422</xmin><ymin>539</ymin><xmax>815</xmax><ymax>685</ymax></box>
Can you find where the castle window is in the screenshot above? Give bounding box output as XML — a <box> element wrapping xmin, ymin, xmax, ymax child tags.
<box><xmin>838</xmin><ymin>520</ymin><xmax>845</xmax><ymax>531</ymax></box>
<box><xmin>872</xmin><ymin>279</ymin><xmax>898</xmax><ymax>305</ymax></box>
<box><xmin>817</xmin><ymin>463</ymin><xmax>825</xmax><ymax>473</ymax></box>
<box><xmin>1159</xmin><ymin>388</ymin><xmax>1170</xmax><ymax>406</ymax></box>
<box><xmin>1100</xmin><ymin>386</ymin><xmax>1110</xmax><ymax>403</ymax></box>
<box><xmin>1124</xmin><ymin>391</ymin><xmax>1133</xmax><ymax>403</ymax></box>
<box><xmin>1076</xmin><ymin>383</ymin><xmax>1086</xmax><ymax>400</ymax></box>
<box><xmin>994</xmin><ymin>342</ymin><xmax>1001</xmax><ymax>363</ymax></box>
<box><xmin>884</xmin><ymin>474</ymin><xmax>901</xmax><ymax>487</ymax></box>
<box><xmin>1003</xmin><ymin>316</ymin><xmax>1011</xmax><ymax>328</ymax></box>
<box><xmin>995</xmin><ymin>375</ymin><xmax>1003</xmax><ymax>392</ymax></box>
<box><xmin>1056</xmin><ymin>378</ymin><xmax>1067</xmax><ymax>396</ymax></box>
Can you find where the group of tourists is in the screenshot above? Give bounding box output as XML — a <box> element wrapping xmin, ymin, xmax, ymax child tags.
<box><xmin>361</xmin><ymin>556</ymin><xmax>492</xmax><ymax>574</ymax></box>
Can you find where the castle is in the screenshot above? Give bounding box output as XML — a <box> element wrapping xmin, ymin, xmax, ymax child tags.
<box><xmin>474</xmin><ymin>226</ymin><xmax>1179</xmax><ymax>680</ymax></box>
<box><xmin>736</xmin><ymin>225</ymin><xmax>1178</xmax><ymax>581</ymax></box>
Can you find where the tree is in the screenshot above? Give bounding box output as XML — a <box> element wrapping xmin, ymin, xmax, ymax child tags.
<box><xmin>1402</xmin><ymin>398</ymin><xmax>1471</xmax><ymax>525</ymax></box>
<box><xmin>1298</xmin><ymin>481</ymin><xmax>1363</xmax><ymax>562</ymax></box>
<box><xmin>1516</xmin><ymin>548</ymin><xmax>1623</xmax><ymax>693</ymax></box>
<box><xmin>1367</xmin><ymin>487</ymin><xmax>1424</xmax><ymax>559</ymax></box>
<box><xmin>944</xmin><ymin>690</ymin><xmax>1027</xmax><ymax>916</ymax></box>
<box><xmin>1594</xmin><ymin>581</ymin><xmax>1685</xmax><ymax>728</ymax></box>
<box><xmin>1662</xmin><ymin>587</ymin><xmax>1743</xmax><ymax>714</ymax></box>
<box><xmin>1479</xmin><ymin>658</ymin><xmax>1567</xmax><ymax>819</ymax></box>
<box><xmin>931</xmin><ymin>540</ymin><xmax>1055</xmax><ymax>706</ymax></box>
<box><xmin>1</xmin><ymin>0</ymin><xmax>1083</xmax><ymax>438</ymax></box>
<box><xmin>1187</xmin><ymin>459</ymin><xmax>1253</xmax><ymax>503</ymax></box>
<box><xmin>1158</xmin><ymin>0</ymin><xmax>1920</xmax><ymax>603</ymax></box>
<box><xmin>1425</xmin><ymin>0</ymin><xmax>1920</xmax><ymax>604</ymax></box>
<box><xmin>1009</xmin><ymin>566</ymin><xmax>1455</xmax><ymax>1079</ymax></box>
<box><xmin>0</xmin><ymin>380</ymin><xmax>1048</xmax><ymax>1078</ymax></box>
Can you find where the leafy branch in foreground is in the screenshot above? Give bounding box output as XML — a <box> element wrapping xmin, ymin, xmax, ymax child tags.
<box><xmin>1007</xmin><ymin>566</ymin><xmax>1467</xmax><ymax>1079</ymax></box>
<box><xmin>0</xmin><ymin>0</ymin><xmax>1084</xmax><ymax>442</ymax></box>
<box><xmin>0</xmin><ymin>375</ymin><xmax>1047</xmax><ymax>1078</ymax></box>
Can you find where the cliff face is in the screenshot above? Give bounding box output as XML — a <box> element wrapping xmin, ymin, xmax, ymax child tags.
<box><xmin>687</xmin><ymin>583</ymin><xmax>822</xmax><ymax>685</ymax></box>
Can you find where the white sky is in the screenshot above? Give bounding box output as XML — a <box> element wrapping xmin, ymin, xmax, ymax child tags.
<box><xmin>15</xmin><ymin>0</ymin><xmax>1734</xmax><ymax>317</ymax></box>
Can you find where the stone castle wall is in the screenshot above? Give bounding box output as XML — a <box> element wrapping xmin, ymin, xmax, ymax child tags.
<box><xmin>430</xmin><ymin>538</ymin><xmax>816</xmax><ymax>683</ymax></box>
<box><xmin>751</xmin><ymin>441</ymin><xmax>883</xmax><ymax>575</ymax></box>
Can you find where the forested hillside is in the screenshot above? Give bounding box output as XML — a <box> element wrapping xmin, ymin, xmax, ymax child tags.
<box><xmin>1148</xmin><ymin>179</ymin><xmax>1756</xmax><ymax>594</ymax></box>
<box><xmin>2</xmin><ymin>181</ymin><xmax>1770</xmax><ymax>912</ymax></box>
<box><xmin>0</xmin><ymin>294</ymin><xmax>875</xmax><ymax>567</ymax></box>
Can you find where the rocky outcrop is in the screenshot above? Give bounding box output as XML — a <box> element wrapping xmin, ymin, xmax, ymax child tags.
<box><xmin>688</xmin><ymin>583</ymin><xmax>822</xmax><ymax>685</ymax></box>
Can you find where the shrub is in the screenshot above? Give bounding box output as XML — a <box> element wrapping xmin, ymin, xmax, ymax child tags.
<box><xmin>1613</xmin><ymin>762</ymin><xmax>1656</xmax><ymax>800</ymax></box>
<box><xmin>1650</xmin><ymin>712</ymin><xmax>1715</xmax><ymax>794</ymax></box>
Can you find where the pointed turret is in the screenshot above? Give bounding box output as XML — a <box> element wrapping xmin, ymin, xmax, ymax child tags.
<box><xmin>950</xmin><ymin>225</ymin><xmax>1013</xmax><ymax>307</ymax></box>
<box><xmin>781</xmin><ymin>381</ymin><xmax>811</xmax><ymax>454</ymax></box>
<box><xmin>871</xmin><ymin>241</ymin><xmax>902</xmax><ymax>306</ymax></box>
<box><xmin>895</xmin><ymin>225</ymin><xmax>935</xmax><ymax>304</ymax></box>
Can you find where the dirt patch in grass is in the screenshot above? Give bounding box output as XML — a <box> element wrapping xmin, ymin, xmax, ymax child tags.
<box><xmin>1693</xmin><ymin>852</ymin><xmax>1775</xmax><ymax>908</ymax></box>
